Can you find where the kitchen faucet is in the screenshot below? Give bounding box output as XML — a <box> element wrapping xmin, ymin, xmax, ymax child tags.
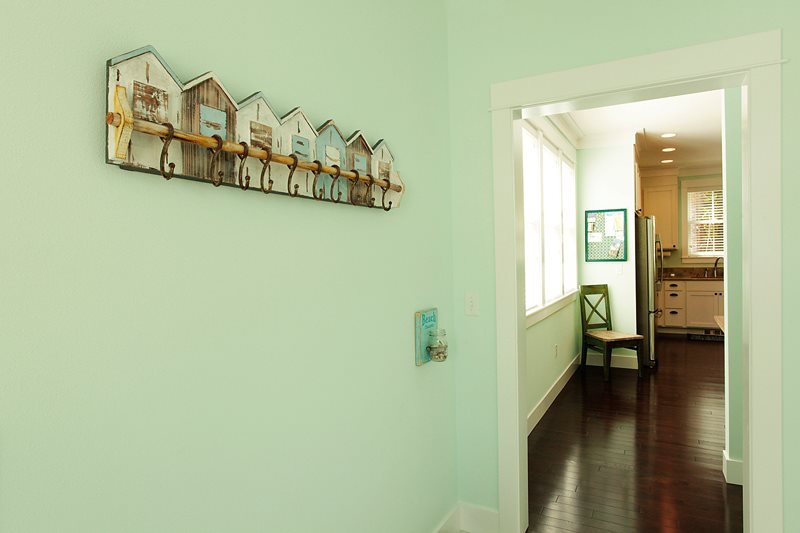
<box><xmin>713</xmin><ymin>257</ymin><xmax>723</xmax><ymax>278</ymax></box>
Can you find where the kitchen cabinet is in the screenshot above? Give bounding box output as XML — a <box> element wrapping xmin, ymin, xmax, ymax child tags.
<box><xmin>656</xmin><ymin>279</ymin><xmax>724</xmax><ymax>331</ymax></box>
<box><xmin>661</xmin><ymin>279</ymin><xmax>685</xmax><ymax>327</ymax></box>
<box><xmin>685</xmin><ymin>281</ymin><xmax>724</xmax><ymax>328</ymax></box>
<box><xmin>665</xmin><ymin>308</ymin><xmax>686</xmax><ymax>327</ymax></box>
<box><xmin>641</xmin><ymin>173</ymin><xmax>678</xmax><ymax>250</ymax></box>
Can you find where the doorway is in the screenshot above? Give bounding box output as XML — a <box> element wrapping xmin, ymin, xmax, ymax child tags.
<box><xmin>490</xmin><ymin>31</ymin><xmax>783</xmax><ymax>533</ymax></box>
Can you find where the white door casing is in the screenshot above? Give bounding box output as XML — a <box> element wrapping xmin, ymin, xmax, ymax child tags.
<box><xmin>490</xmin><ymin>31</ymin><xmax>782</xmax><ymax>533</ymax></box>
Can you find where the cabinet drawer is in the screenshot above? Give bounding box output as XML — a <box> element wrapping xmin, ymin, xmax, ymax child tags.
<box><xmin>664</xmin><ymin>290</ymin><xmax>686</xmax><ymax>308</ymax></box>
<box><xmin>663</xmin><ymin>280</ymin><xmax>685</xmax><ymax>291</ymax></box>
<box><xmin>686</xmin><ymin>280</ymin><xmax>723</xmax><ymax>292</ymax></box>
<box><xmin>664</xmin><ymin>308</ymin><xmax>686</xmax><ymax>327</ymax></box>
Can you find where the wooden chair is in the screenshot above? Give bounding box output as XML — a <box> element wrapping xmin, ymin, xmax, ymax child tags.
<box><xmin>579</xmin><ymin>284</ymin><xmax>644</xmax><ymax>381</ymax></box>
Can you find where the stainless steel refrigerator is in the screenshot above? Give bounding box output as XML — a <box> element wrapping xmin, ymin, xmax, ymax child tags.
<box><xmin>635</xmin><ymin>215</ymin><xmax>663</xmax><ymax>367</ymax></box>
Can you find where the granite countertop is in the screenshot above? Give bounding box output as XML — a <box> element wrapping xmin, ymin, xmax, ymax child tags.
<box><xmin>663</xmin><ymin>267</ymin><xmax>724</xmax><ymax>281</ymax></box>
<box><xmin>663</xmin><ymin>276</ymin><xmax>724</xmax><ymax>281</ymax></box>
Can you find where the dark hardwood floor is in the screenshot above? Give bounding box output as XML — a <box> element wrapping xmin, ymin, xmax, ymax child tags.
<box><xmin>528</xmin><ymin>335</ymin><xmax>743</xmax><ymax>532</ymax></box>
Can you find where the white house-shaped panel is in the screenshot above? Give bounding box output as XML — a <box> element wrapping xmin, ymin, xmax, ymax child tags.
<box><xmin>275</xmin><ymin>107</ymin><xmax>318</xmax><ymax>197</ymax></box>
<box><xmin>235</xmin><ymin>92</ymin><xmax>281</xmax><ymax>187</ymax></box>
<box><xmin>107</xmin><ymin>46</ymin><xmax>183</xmax><ymax>171</ymax></box>
<box><xmin>236</xmin><ymin>92</ymin><xmax>281</xmax><ymax>151</ymax></box>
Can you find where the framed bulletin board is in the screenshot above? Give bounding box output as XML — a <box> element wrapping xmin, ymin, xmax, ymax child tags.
<box><xmin>585</xmin><ymin>209</ymin><xmax>627</xmax><ymax>262</ymax></box>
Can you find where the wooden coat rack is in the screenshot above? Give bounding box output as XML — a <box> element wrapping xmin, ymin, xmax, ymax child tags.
<box><xmin>105</xmin><ymin>46</ymin><xmax>405</xmax><ymax>211</ymax></box>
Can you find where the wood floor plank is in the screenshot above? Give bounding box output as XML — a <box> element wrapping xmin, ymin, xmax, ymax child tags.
<box><xmin>528</xmin><ymin>336</ymin><xmax>743</xmax><ymax>532</ymax></box>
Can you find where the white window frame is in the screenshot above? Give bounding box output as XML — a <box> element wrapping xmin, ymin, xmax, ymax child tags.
<box><xmin>518</xmin><ymin>118</ymin><xmax>578</xmax><ymax>327</ymax></box>
<box><xmin>681</xmin><ymin>176</ymin><xmax>725</xmax><ymax>262</ymax></box>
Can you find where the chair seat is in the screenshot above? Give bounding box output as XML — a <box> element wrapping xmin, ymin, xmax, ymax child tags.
<box><xmin>587</xmin><ymin>330</ymin><xmax>643</xmax><ymax>342</ymax></box>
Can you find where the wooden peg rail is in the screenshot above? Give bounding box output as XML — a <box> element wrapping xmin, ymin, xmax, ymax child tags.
<box><xmin>105</xmin><ymin>113</ymin><xmax>403</xmax><ymax>193</ymax></box>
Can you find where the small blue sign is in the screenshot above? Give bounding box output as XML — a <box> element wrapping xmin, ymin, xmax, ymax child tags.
<box><xmin>292</xmin><ymin>135</ymin><xmax>311</xmax><ymax>161</ymax></box>
<box><xmin>415</xmin><ymin>308</ymin><xmax>438</xmax><ymax>366</ymax></box>
<box><xmin>353</xmin><ymin>153</ymin><xmax>368</xmax><ymax>173</ymax></box>
<box><xmin>199</xmin><ymin>104</ymin><xmax>227</xmax><ymax>138</ymax></box>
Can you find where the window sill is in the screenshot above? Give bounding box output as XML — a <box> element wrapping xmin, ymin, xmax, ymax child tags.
<box><xmin>526</xmin><ymin>291</ymin><xmax>577</xmax><ymax>329</ymax></box>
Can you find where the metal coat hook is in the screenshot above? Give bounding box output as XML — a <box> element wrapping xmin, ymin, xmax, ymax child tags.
<box><xmin>364</xmin><ymin>174</ymin><xmax>376</xmax><ymax>208</ymax></box>
<box><xmin>237</xmin><ymin>142</ymin><xmax>251</xmax><ymax>190</ymax></box>
<box><xmin>349</xmin><ymin>169</ymin><xmax>360</xmax><ymax>205</ymax></box>
<box><xmin>207</xmin><ymin>134</ymin><xmax>225</xmax><ymax>187</ymax></box>
<box><xmin>159</xmin><ymin>122</ymin><xmax>176</xmax><ymax>180</ymax></box>
<box><xmin>311</xmin><ymin>160</ymin><xmax>326</xmax><ymax>200</ymax></box>
<box><xmin>329</xmin><ymin>165</ymin><xmax>342</xmax><ymax>203</ymax></box>
<box><xmin>380</xmin><ymin>175</ymin><xmax>393</xmax><ymax>212</ymax></box>
<box><xmin>259</xmin><ymin>147</ymin><xmax>273</xmax><ymax>194</ymax></box>
<box><xmin>287</xmin><ymin>154</ymin><xmax>300</xmax><ymax>197</ymax></box>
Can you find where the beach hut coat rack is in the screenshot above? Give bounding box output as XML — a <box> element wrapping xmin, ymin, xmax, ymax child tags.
<box><xmin>105</xmin><ymin>46</ymin><xmax>405</xmax><ymax>211</ymax></box>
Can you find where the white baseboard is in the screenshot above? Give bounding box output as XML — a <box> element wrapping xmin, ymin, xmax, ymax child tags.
<box><xmin>527</xmin><ymin>355</ymin><xmax>579</xmax><ymax>434</ymax></box>
<box><xmin>585</xmin><ymin>351</ymin><xmax>639</xmax><ymax>369</ymax></box>
<box><xmin>433</xmin><ymin>504</ymin><xmax>461</xmax><ymax>533</ymax></box>
<box><xmin>434</xmin><ymin>502</ymin><xmax>499</xmax><ymax>533</ymax></box>
<box><xmin>722</xmin><ymin>449</ymin><xmax>743</xmax><ymax>486</ymax></box>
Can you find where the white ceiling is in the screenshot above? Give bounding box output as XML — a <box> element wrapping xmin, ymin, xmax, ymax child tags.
<box><xmin>556</xmin><ymin>90</ymin><xmax>723</xmax><ymax>171</ymax></box>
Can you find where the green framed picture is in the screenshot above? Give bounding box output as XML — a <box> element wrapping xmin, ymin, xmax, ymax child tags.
<box><xmin>585</xmin><ymin>209</ymin><xmax>627</xmax><ymax>262</ymax></box>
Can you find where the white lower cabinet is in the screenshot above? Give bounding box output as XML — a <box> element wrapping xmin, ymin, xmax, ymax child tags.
<box><xmin>660</xmin><ymin>280</ymin><xmax>685</xmax><ymax>327</ymax></box>
<box><xmin>658</xmin><ymin>280</ymin><xmax>723</xmax><ymax>330</ymax></box>
<box><xmin>665</xmin><ymin>308</ymin><xmax>686</xmax><ymax>327</ymax></box>
<box><xmin>685</xmin><ymin>281</ymin><xmax>724</xmax><ymax>328</ymax></box>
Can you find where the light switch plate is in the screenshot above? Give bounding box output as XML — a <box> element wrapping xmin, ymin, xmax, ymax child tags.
<box><xmin>465</xmin><ymin>292</ymin><xmax>480</xmax><ymax>316</ymax></box>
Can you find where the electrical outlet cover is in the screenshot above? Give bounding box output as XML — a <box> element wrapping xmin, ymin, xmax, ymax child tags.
<box><xmin>415</xmin><ymin>308</ymin><xmax>438</xmax><ymax>366</ymax></box>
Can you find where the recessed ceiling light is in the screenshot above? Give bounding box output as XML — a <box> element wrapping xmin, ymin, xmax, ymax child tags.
<box><xmin>661</xmin><ymin>159</ymin><xmax>674</xmax><ymax>164</ymax></box>
<box><xmin>661</xmin><ymin>133</ymin><xmax>677</xmax><ymax>138</ymax></box>
<box><xmin>662</xmin><ymin>147</ymin><xmax>676</xmax><ymax>152</ymax></box>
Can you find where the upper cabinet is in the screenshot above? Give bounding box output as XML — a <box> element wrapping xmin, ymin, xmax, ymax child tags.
<box><xmin>641</xmin><ymin>171</ymin><xmax>679</xmax><ymax>250</ymax></box>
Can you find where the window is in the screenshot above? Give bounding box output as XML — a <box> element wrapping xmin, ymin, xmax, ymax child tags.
<box><xmin>292</xmin><ymin>135</ymin><xmax>311</xmax><ymax>161</ymax></box>
<box><xmin>520</xmin><ymin>120</ymin><xmax>577</xmax><ymax>316</ymax></box>
<box><xmin>683</xmin><ymin>179</ymin><xmax>725</xmax><ymax>259</ymax></box>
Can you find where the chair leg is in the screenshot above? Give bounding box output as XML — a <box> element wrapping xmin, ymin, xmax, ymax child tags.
<box><xmin>637</xmin><ymin>340</ymin><xmax>644</xmax><ymax>378</ymax></box>
<box><xmin>581</xmin><ymin>339</ymin><xmax>588</xmax><ymax>369</ymax></box>
<box><xmin>603</xmin><ymin>345</ymin><xmax>612</xmax><ymax>382</ymax></box>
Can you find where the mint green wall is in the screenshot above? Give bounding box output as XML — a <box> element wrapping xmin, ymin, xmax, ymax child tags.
<box><xmin>0</xmin><ymin>2</ymin><xmax>457</xmax><ymax>532</ymax></box>
<box><xmin>724</xmin><ymin>88</ymin><xmax>744</xmax><ymax>462</ymax></box>
<box><xmin>445</xmin><ymin>1</ymin><xmax>798</xmax><ymax>527</ymax></box>
<box><xmin>662</xmin><ymin>174</ymin><xmax>724</xmax><ymax>268</ymax></box>
<box><xmin>525</xmin><ymin>304</ymin><xmax>580</xmax><ymax>417</ymax></box>
<box><xmin>2</xmin><ymin>1</ymin><xmax>798</xmax><ymax>529</ymax></box>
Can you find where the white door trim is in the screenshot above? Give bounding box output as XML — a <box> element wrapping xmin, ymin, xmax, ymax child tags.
<box><xmin>490</xmin><ymin>30</ymin><xmax>782</xmax><ymax>533</ymax></box>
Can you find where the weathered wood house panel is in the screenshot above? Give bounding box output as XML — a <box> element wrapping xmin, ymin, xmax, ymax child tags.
<box><xmin>346</xmin><ymin>131</ymin><xmax>374</xmax><ymax>205</ymax></box>
<box><xmin>181</xmin><ymin>75</ymin><xmax>237</xmax><ymax>184</ymax></box>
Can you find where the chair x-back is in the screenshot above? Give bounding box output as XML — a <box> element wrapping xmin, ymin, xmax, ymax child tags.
<box><xmin>579</xmin><ymin>284</ymin><xmax>644</xmax><ymax>381</ymax></box>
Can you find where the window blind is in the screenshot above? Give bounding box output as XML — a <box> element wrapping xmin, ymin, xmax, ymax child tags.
<box><xmin>687</xmin><ymin>188</ymin><xmax>724</xmax><ymax>256</ymax></box>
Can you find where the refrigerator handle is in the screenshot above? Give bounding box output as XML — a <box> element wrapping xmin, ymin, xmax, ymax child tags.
<box><xmin>655</xmin><ymin>238</ymin><xmax>664</xmax><ymax>285</ymax></box>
